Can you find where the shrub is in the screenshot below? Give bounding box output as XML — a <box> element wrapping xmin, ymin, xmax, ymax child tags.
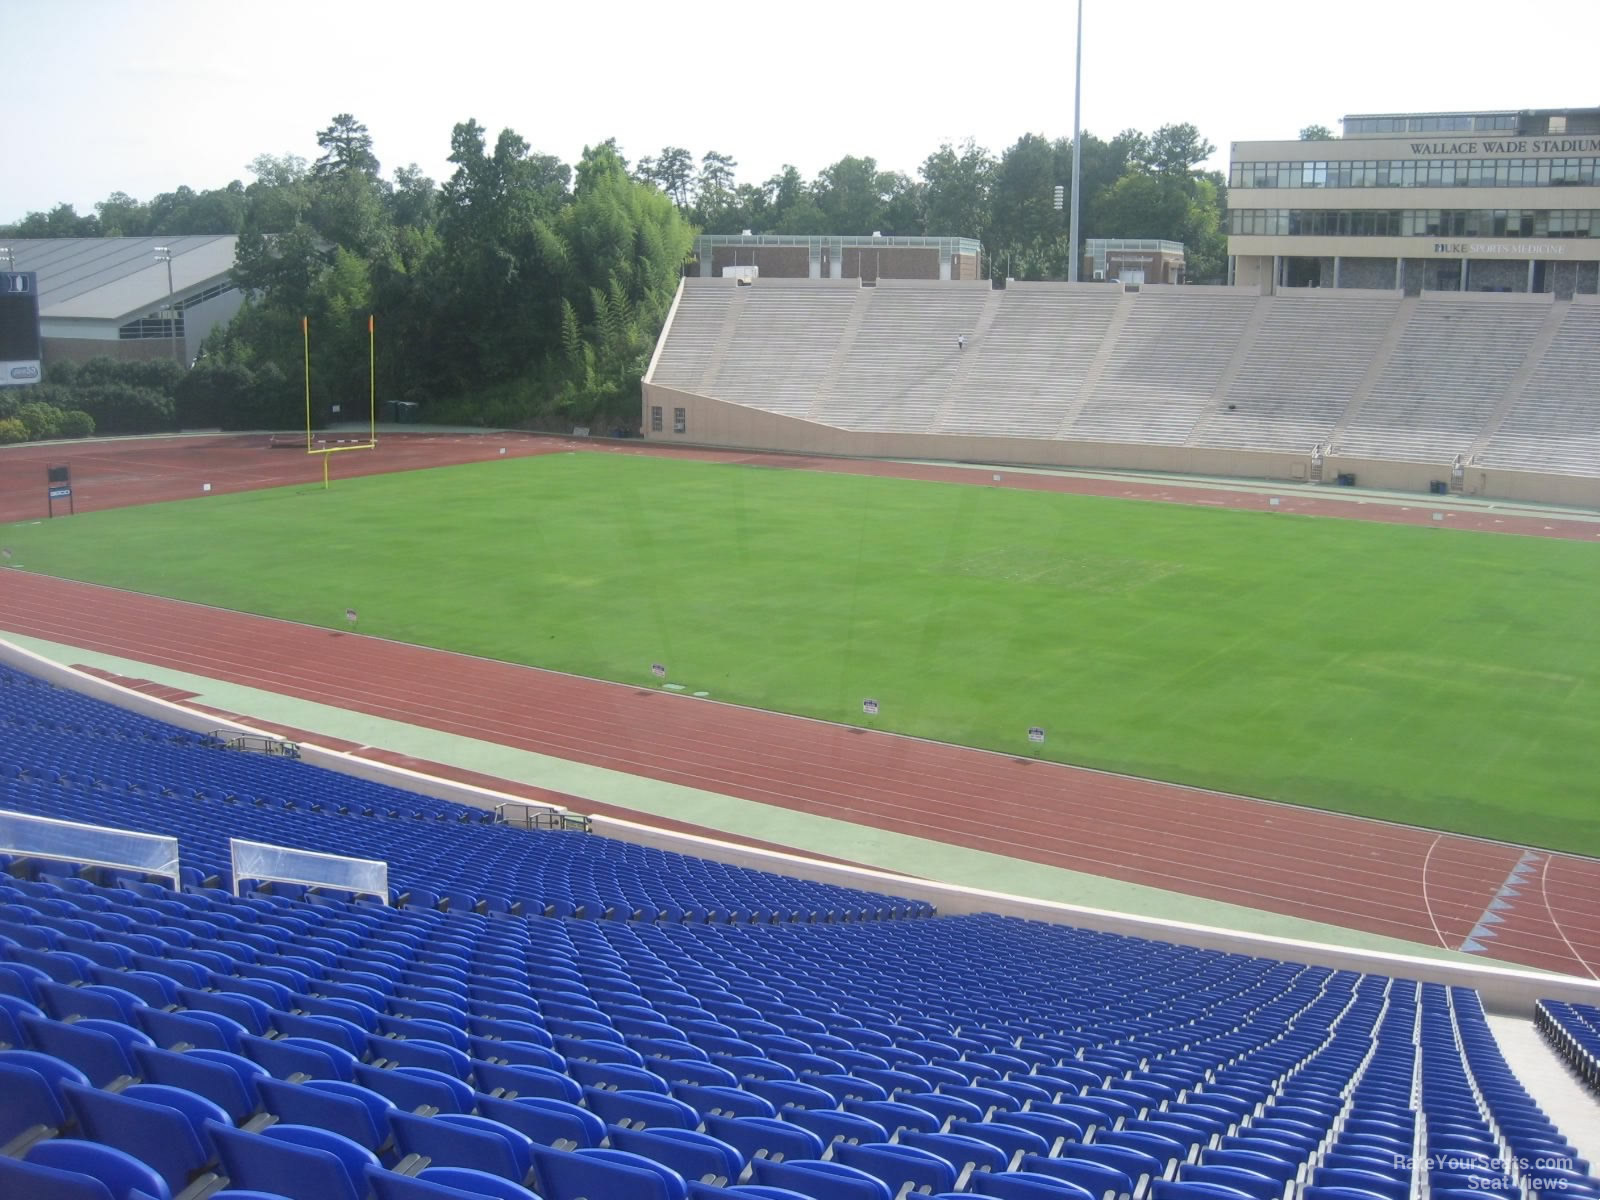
<box><xmin>220</xmin><ymin>361</ymin><xmax>303</xmax><ymax>432</ymax></box>
<box><xmin>16</xmin><ymin>401</ymin><xmax>62</xmax><ymax>440</ymax></box>
<box><xmin>72</xmin><ymin>356</ymin><xmax>183</xmax><ymax>398</ymax></box>
<box><xmin>73</xmin><ymin>383</ymin><xmax>176</xmax><ymax>435</ymax></box>
<box><xmin>0</xmin><ymin>417</ymin><xmax>26</xmax><ymax>444</ymax></box>
<box><xmin>177</xmin><ymin>361</ymin><xmax>254</xmax><ymax>429</ymax></box>
<box><xmin>57</xmin><ymin>410</ymin><xmax>95</xmax><ymax>438</ymax></box>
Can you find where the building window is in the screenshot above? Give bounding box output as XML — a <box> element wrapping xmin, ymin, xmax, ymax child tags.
<box><xmin>650</xmin><ymin>406</ymin><xmax>662</xmax><ymax>432</ymax></box>
<box><xmin>1230</xmin><ymin>155</ymin><xmax>1597</xmax><ymax>190</ymax></box>
<box><xmin>673</xmin><ymin>408</ymin><xmax>686</xmax><ymax>434</ymax></box>
<box><xmin>1230</xmin><ymin>207</ymin><xmax>1597</xmax><ymax>238</ymax></box>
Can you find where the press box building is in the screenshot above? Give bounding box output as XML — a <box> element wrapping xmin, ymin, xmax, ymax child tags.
<box><xmin>1227</xmin><ymin>106</ymin><xmax>1600</xmax><ymax>295</ymax></box>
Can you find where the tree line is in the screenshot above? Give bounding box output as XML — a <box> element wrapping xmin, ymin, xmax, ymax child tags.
<box><xmin>5</xmin><ymin>115</ymin><xmax>1232</xmax><ymax>431</ymax></box>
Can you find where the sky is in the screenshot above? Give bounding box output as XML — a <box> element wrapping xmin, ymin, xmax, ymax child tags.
<box><xmin>5</xmin><ymin>0</ymin><xmax>1600</xmax><ymax>221</ymax></box>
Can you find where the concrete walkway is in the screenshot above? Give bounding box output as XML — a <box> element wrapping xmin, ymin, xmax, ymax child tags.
<box><xmin>1485</xmin><ymin>1014</ymin><xmax>1600</xmax><ymax>1169</ymax></box>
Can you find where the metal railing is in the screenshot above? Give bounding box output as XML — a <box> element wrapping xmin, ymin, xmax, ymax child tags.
<box><xmin>494</xmin><ymin>801</ymin><xmax>591</xmax><ymax>832</ymax></box>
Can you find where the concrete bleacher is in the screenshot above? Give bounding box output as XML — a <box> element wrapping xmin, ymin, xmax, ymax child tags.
<box><xmin>709</xmin><ymin>281</ymin><xmax>859</xmax><ymax>419</ymax></box>
<box><xmin>1475</xmin><ymin>300</ymin><xmax>1600</xmax><ymax>477</ymax></box>
<box><xmin>1194</xmin><ymin>290</ymin><xmax>1403</xmax><ymax>452</ymax></box>
<box><xmin>1065</xmin><ymin>288</ymin><xmax>1261</xmax><ymax>445</ymax></box>
<box><xmin>649</xmin><ymin>280</ymin><xmax>1599</xmax><ymax>487</ymax></box>
<box><xmin>815</xmin><ymin>282</ymin><xmax>992</xmax><ymax>432</ymax></box>
<box><xmin>938</xmin><ymin>284</ymin><xmax>1120</xmax><ymax>438</ymax></box>
<box><xmin>1336</xmin><ymin>294</ymin><xmax>1552</xmax><ymax>463</ymax></box>
<box><xmin>648</xmin><ymin>282</ymin><xmax>736</xmax><ymax>394</ymax></box>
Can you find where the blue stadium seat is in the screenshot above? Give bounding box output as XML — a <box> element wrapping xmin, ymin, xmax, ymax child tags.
<box><xmin>366</xmin><ymin>1163</ymin><xmax>542</xmax><ymax>1199</ymax></box>
<box><xmin>24</xmin><ymin>1138</ymin><xmax>174</xmax><ymax>1200</ymax></box>
<box><xmin>257</xmin><ymin>1076</ymin><xmax>397</xmax><ymax>1156</ymax></box>
<box><xmin>1022</xmin><ymin>1153</ymin><xmax>1139</xmax><ymax>1199</ymax></box>
<box><xmin>475</xmin><ymin>1094</ymin><xmax>607</xmax><ymax>1150</ymax></box>
<box><xmin>531</xmin><ymin>1144</ymin><xmax>688</xmax><ymax>1200</ymax></box>
<box><xmin>699</xmin><ymin>1114</ymin><xmax>824</xmax><ymax>1166</ymax></box>
<box><xmin>0</xmin><ymin>1058</ymin><xmax>72</xmax><ymax>1150</ymax></box>
<box><xmin>132</xmin><ymin>1045</ymin><xmax>264</xmax><ymax>1124</ymax></box>
<box><xmin>831</xmin><ymin>1141</ymin><xmax>959</xmax><ymax>1195</ymax></box>
<box><xmin>390</xmin><ymin>1110</ymin><xmax>536</xmax><ymax>1182</ymax></box>
<box><xmin>22</xmin><ymin>1015</ymin><xmax>150</xmax><ymax>1087</ymax></box>
<box><xmin>62</xmin><ymin>1080</ymin><xmax>223</xmax><ymax>1194</ymax></box>
<box><xmin>748</xmin><ymin>1156</ymin><xmax>894</xmax><ymax>1200</ymax></box>
<box><xmin>207</xmin><ymin>1120</ymin><xmax>377</xmax><ymax>1200</ymax></box>
<box><xmin>608</xmin><ymin>1125</ymin><xmax>745</xmax><ymax>1187</ymax></box>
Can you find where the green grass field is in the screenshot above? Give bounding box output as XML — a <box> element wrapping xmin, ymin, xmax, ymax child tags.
<box><xmin>5</xmin><ymin>452</ymin><xmax>1598</xmax><ymax>854</ymax></box>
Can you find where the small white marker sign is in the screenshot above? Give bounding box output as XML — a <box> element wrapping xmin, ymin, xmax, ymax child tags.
<box><xmin>345</xmin><ymin>608</ymin><xmax>358</xmax><ymax>627</ymax></box>
<box><xmin>1027</xmin><ymin>727</ymin><xmax>1046</xmax><ymax>744</ymax></box>
<box><xmin>862</xmin><ymin>699</ymin><xmax>879</xmax><ymax>716</ymax></box>
<box><xmin>651</xmin><ymin>663</ymin><xmax>667</xmax><ymax>679</ymax></box>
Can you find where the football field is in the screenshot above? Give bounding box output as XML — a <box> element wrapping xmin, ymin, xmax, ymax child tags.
<box><xmin>5</xmin><ymin>451</ymin><xmax>1597</xmax><ymax>854</ymax></box>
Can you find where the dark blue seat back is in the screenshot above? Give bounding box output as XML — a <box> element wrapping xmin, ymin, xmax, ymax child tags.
<box><xmin>27</xmin><ymin>1137</ymin><xmax>174</xmax><ymax>1200</ymax></box>
<box><xmin>62</xmin><ymin>1081</ymin><xmax>212</xmax><ymax>1193</ymax></box>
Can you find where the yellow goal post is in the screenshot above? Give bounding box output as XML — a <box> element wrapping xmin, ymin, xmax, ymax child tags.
<box><xmin>303</xmin><ymin>314</ymin><xmax>378</xmax><ymax>487</ymax></box>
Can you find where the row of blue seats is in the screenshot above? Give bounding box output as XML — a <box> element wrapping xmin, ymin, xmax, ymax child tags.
<box><xmin>1534</xmin><ymin>1000</ymin><xmax>1600</xmax><ymax>1094</ymax></box>
<box><xmin>3</xmin><ymin>866</ymin><xmax>1596</xmax><ymax>1200</ymax></box>
<box><xmin>2</xmin><ymin>765</ymin><xmax>920</xmax><ymax>920</ymax></box>
<box><xmin>1</xmin><ymin>666</ymin><xmax>925</xmax><ymax>921</ymax></box>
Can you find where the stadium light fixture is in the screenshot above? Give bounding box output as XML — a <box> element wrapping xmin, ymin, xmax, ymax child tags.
<box><xmin>1067</xmin><ymin>0</ymin><xmax>1084</xmax><ymax>282</ymax></box>
<box><xmin>153</xmin><ymin>246</ymin><xmax>180</xmax><ymax>364</ymax></box>
<box><xmin>0</xmin><ymin>247</ymin><xmax>13</xmax><ymax>270</ymax></box>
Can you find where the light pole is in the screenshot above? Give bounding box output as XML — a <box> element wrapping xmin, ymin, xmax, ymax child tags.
<box><xmin>152</xmin><ymin>246</ymin><xmax>179</xmax><ymax>364</ymax></box>
<box><xmin>1067</xmin><ymin>0</ymin><xmax>1084</xmax><ymax>282</ymax></box>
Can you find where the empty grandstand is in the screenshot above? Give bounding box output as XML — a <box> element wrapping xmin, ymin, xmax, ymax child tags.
<box><xmin>3</xmin><ymin>653</ymin><xmax>1599</xmax><ymax>1200</ymax></box>
<box><xmin>642</xmin><ymin>279</ymin><xmax>1600</xmax><ymax>505</ymax></box>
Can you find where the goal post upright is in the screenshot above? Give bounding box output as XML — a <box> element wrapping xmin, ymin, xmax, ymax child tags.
<box><xmin>302</xmin><ymin>314</ymin><xmax>312</xmax><ymax>453</ymax></box>
<box><xmin>302</xmin><ymin>313</ymin><xmax>379</xmax><ymax>490</ymax></box>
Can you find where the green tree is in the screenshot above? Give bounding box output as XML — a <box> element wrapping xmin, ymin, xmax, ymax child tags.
<box><xmin>921</xmin><ymin>139</ymin><xmax>995</xmax><ymax>240</ymax></box>
<box><xmin>1300</xmin><ymin>124</ymin><xmax>1334</xmax><ymax>141</ymax></box>
<box><xmin>5</xmin><ymin>202</ymin><xmax>100</xmax><ymax>238</ymax></box>
<box><xmin>554</xmin><ymin>144</ymin><xmax>694</xmax><ymax>422</ymax></box>
<box><xmin>694</xmin><ymin>151</ymin><xmax>738</xmax><ymax>225</ymax></box>
<box><xmin>812</xmin><ymin>156</ymin><xmax>897</xmax><ymax>233</ymax></box>
<box><xmin>388</xmin><ymin>164</ymin><xmax>437</xmax><ymax>230</ymax></box>
<box><xmin>644</xmin><ymin>146</ymin><xmax>695</xmax><ymax>209</ymax></box>
<box><xmin>1141</xmin><ymin>123</ymin><xmax>1215</xmax><ymax>179</ymax></box>
<box><xmin>315</xmin><ymin>113</ymin><xmax>380</xmax><ymax>177</ymax></box>
<box><xmin>988</xmin><ymin>134</ymin><xmax>1069</xmax><ymax>278</ymax></box>
<box><xmin>95</xmin><ymin>191</ymin><xmax>151</xmax><ymax>236</ymax></box>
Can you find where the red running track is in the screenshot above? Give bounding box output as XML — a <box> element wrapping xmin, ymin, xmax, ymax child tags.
<box><xmin>0</xmin><ymin>432</ymin><xmax>576</xmax><ymax>525</ymax></box>
<box><xmin>2</xmin><ymin>569</ymin><xmax>1597</xmax><ymax>977</ymax></box>
<box><xmin>2</xmin><ymin>433</ymin><xmax>1598</xmax><ymax>976</ymax></box>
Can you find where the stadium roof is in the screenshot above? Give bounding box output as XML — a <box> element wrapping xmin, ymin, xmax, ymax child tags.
<box><xmin>697</xmin><ymin>233</ymin><xmax>983</xmax><ymax>255</ymax></box>
<box><xmin>0</xmin><ymin>236</ymin><xmax>237</xmax><ymax>322</ymax></box>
